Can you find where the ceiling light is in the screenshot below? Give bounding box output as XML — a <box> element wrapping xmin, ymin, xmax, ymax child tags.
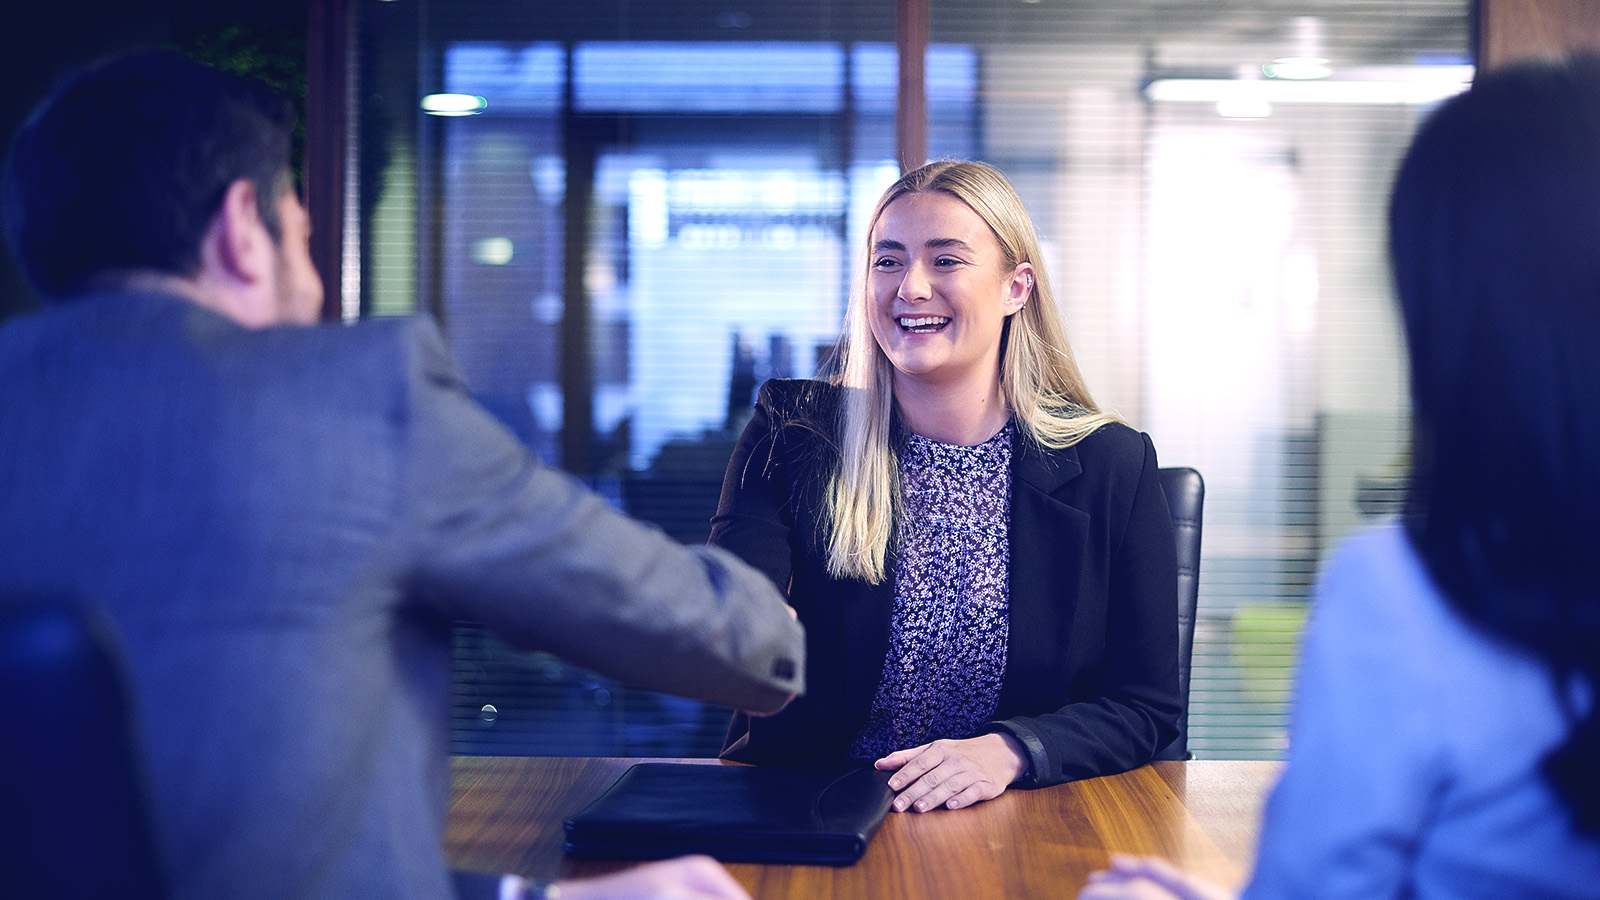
<box><xmin>421</xmin><ymin>93</ymin><xmax>488</xmax><ymax>116</ymax></box>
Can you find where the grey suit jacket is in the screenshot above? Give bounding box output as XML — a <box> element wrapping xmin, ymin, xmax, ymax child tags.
<box><xmin>0</xmin><ymin>290</ymin><xmax>804</xmax><ymax>900</ymax></box>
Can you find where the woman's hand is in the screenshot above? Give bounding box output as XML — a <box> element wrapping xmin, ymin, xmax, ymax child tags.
<box><xmin>1077</xmin><ymin>854</ymin><xmax>1236</xmax><ymax>900</ymax></box>
<box><xmin>874</xmin><ymin>732</ymin><xmax>1028</xmax><ymax>812</ymax></box>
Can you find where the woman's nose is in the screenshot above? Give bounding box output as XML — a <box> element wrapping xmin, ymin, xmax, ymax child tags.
<box><xmin>897</xmin><ymin>260</ymin><xmax>931</xmax><ymax>302</ymax></box>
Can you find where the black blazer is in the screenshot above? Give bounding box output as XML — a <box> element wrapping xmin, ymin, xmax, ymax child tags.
<box><xmin>712</xmin><ymin>379</ymin><xmax>1181</xmax><ymax>786</ymax></box>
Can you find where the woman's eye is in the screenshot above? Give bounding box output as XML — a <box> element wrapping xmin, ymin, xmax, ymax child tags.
<box><xmin>935</xmin><ymin>256</ymin><xmax>962</xmax><ymax>267</ymax></box>
<box><xmin>873</xmin><ymin>257</ymin><xmax>901</xmax><ymax>269</ymax></box>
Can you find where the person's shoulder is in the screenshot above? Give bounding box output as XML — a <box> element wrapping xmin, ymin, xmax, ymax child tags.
<box><xmin>756</xmin><ymin>378</ymin><xmax>840</xmax><ymax>423</ymax></box>
<box><xmin>758</xmin><ymin>377</ymin><xmax>838</xmax><ymax>406</ymax></box>
<box><xmin>1061</xmin><ymin>418</ymin><xmax>1150</xmax><ymax>469</ymax></box>
<box><xmin>264</xmin><ymin>311</ymin><xmax>437</xmax><ymax>351</ymax></box>
<box><xmin>265</xmin><ymin>313</ymin><xmax>451</xmax><ymax>371</ymax></box>
<box><xmin>1312</xmin><ymin>522</ymin><xmax>1448</xmax><ymax>644</ymax></box>
<box><xmin>217</xmin><ymin>314</ymin><xmax>463</xmax><ymax>417</ymax></box>
<box><xmin>1304</xmin><ymin>521</ymin><xmax>1547</xmax><ymax>710</ymax></box>
<box><xmin>1323</xmin><ymin>520</ymin><xmax>1415</xmax><ymax>572</ymax></box>
<box><xmin>1318</xmin><ymin>522</ymin><xmax>1429</xmax><ymax>606</ymax></box>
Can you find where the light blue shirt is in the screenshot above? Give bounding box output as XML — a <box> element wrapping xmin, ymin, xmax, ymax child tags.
<box><xmin>1243</xmin><ymin>523</ymin><xmax>1600</xmax><ymax>900</ymax></box>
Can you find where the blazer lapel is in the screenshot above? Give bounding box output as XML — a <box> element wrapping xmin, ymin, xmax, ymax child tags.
<box><xmin>1000</xmin><ymin>436</ymin><xmax>1090</xmax><ymax>713</ymax></box>
<box><xmin>787</xmin><ymin>397</ymin><xmax>894</xmax><ymax>745</ymax></box>
<box><xmin>838</xmin><ymin>557</ymin><xmax>894</xmax><ymax>731</ymax></box>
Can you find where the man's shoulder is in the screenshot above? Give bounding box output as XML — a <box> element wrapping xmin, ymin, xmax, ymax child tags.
<box><xmin>257</xmin><ymin>310</ymin><xmax>441</xmax><ymax>356</ymax></box>
<box><xmin>83</xmin><ymin>292</ymin><xmax>462</xmax><ymax>410</ymax></box>
<box><xmin>2</xmin><ymin>289</ymin><xmax>441</xmax><ymax>356</ymax></box>
<box><xmin>235</xmin><ymin>312</ymin><xmax>457</xmax><ymax>395</ymax></box>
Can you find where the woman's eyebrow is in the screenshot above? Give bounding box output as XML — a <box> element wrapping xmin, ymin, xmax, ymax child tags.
<box><xmin>872</xmin><ymin>237</ymin><xmax>975</xmax><ymax>252</ymax></box>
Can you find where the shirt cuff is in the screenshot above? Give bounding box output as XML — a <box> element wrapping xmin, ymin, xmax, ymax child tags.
<box><xmin>984</xmin><ymin>720</ymin><xmax>1046</xmax><ymax>788</ymax></box>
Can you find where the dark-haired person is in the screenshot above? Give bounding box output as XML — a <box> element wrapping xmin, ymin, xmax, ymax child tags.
<box><xmin>1080</xmin><ymin>56</ymin><xmax>1600</xmax><ymax>900</ymax></box>
<box><xmin>713</xmin><ymin>160</ymin><xmax>1180</xmax><ymax>813</ymax></box>
<box><xmin>0</xmin><ymin>50</ymin><xmax>803</xmax><ymax>900</ymax></box>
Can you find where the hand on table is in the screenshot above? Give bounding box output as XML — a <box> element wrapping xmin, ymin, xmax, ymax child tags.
<box><xmin>1078</xmin><ymin>854</ymin><xmax>1236</xmax><ymax>900</ymax></box>
<box><xmin>555</xmin><ymin>855</ymin><xmax>752</xmax><ymax>900</ymax></box>
<box><xmin>875</xmin><ymin>732</ymin><xmax>1028</xmax><ymax>812</ymax></box>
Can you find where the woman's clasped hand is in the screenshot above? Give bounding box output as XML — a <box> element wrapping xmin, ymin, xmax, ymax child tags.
<box><xmin>876</xmin><ymin>732</ymin><xmax>1029</xmax><ymax>812</ymax></box>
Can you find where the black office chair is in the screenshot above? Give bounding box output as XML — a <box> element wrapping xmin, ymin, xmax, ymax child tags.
<box><xmin>0</xmin><ymin>597</ymin><xmax>168</xmax><ymax>899</ymax></box>
<box><xmin>1153</xmin><ymin>467</ymin><xmax>1205</xmax><ymax>761</ymax></box>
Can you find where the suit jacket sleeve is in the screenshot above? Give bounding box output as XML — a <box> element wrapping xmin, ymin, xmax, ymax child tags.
<box><xmin>988</xmin><ymin>431</ymin><xmax>1182</xmax><ymax>786</ymax></box>
<box><xmin>395</xmin><ymin>320</ymin><xmax>804</xmax><ymax>714</ymax></box>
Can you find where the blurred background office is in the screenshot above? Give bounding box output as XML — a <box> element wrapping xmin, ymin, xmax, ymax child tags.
<box><xmin>4</xmin><ymin>0</ymin><xmax>1593</xmax><ymax>763</ymax></box>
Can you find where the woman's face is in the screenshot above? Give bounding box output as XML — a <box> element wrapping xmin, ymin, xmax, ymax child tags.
<box><xmin>866</xmin><ymin>191</ymin><xmax>1031</xmax><ymax>393</ymax></box>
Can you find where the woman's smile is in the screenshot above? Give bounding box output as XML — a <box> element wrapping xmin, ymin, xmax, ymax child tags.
<box><xmin>897</xmin><ymin>315</ymin><xmax>951</xmax><ymax>334</ymax></box>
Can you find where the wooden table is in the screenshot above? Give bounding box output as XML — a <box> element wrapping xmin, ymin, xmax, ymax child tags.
<box><xmin>447</xmin><ymin>757</ymin><xmax>1281</xmax><ymax>900</ymax></box>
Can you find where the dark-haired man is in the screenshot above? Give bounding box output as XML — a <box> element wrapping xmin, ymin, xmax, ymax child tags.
<box><xmin>0</xmin><ymin>50</ymin><xmax>801</xmax><ymax>900</ymax></box>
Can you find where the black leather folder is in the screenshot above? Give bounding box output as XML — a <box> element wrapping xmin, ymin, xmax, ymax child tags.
<box><xmin>563</xmin><ymin>763</ymin><xmax>895</xmax><ymax>865</ymax></box>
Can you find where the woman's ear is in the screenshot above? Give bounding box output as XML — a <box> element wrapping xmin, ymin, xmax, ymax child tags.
<box><xmin>1004</xmin><ymin>262</ymin><xmax>1034</xmax><ymax>315</ymax></box>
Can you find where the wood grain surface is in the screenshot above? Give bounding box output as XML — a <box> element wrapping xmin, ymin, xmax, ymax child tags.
<box><xmin>446</xmin><ymin>756</ymin><xmax>1281</xmax><ymax>900</ymax></box>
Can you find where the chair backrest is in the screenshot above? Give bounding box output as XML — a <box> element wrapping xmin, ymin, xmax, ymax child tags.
<box><xmin>1153</xmin><ymin>467</ymin><xmax>1204</xmax><ymax>761</ymax></box>
<box><xmin>0</xmin><ymin>597</ymin><xmax>168</xmax><ymax>899</ymax></box>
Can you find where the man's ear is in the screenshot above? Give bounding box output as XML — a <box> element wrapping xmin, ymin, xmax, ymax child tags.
<box><xmin>202</xmin><ymin>179</ymin><xmax>274</xmax><ymax>287</ymax></box>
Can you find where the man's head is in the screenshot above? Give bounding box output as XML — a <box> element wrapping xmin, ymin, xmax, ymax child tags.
<box><xmin>1</xmin><ymin>49</ymin><xmax>321</xmax><ymax>325</ymax></box>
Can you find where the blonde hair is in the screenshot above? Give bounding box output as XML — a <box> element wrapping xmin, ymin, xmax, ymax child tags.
<box><xmin>824</xmin><ymin>160</ymin><xmax>1119</xmax><ymax>582</ymax></box>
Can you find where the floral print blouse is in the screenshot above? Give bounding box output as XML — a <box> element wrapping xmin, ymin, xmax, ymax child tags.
<box><xmin>849</xmin><ymin>421</ymin><xmax>1013</xmax><ymax>760</ymax></box>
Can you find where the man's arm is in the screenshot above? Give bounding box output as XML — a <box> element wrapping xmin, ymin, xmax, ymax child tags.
<box><xmin>399</xmin><ymin>320</ymin><xmax>803</xmax><ymax>713</ymax></box>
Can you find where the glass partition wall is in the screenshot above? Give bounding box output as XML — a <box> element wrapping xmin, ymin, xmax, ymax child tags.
<box><xmin>355</xmin><ymin>0</ymin><xmax>1469</xmax><ymax>758</ymax></box>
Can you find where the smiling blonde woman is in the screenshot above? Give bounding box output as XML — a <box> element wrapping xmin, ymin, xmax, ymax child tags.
<box><xmin>713</xmin><ymin>160</ymin><xmax>1182</xmax><ymax>814</ymax></box>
